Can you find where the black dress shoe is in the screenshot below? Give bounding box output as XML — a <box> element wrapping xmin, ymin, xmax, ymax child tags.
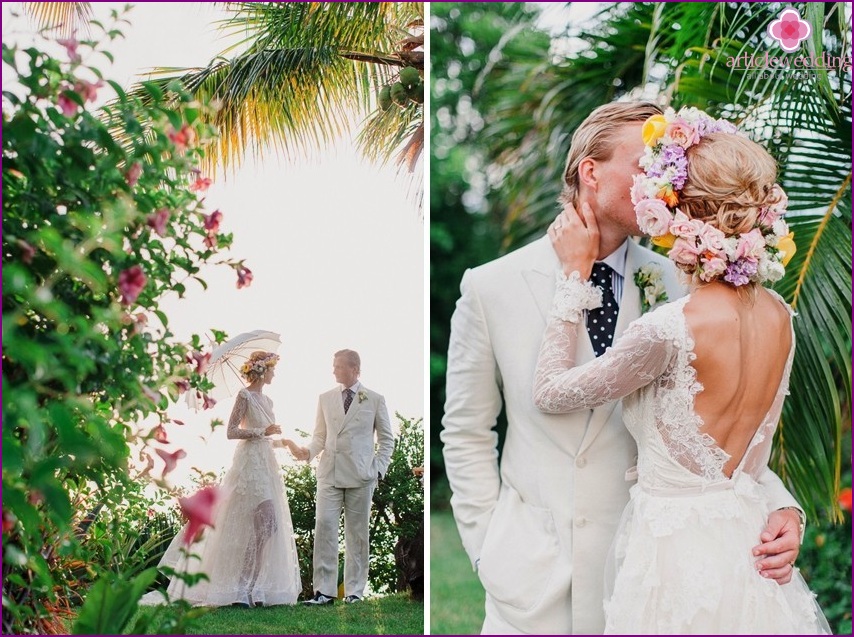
<box><xmin>303</xmin><ymin>591</ymin><xmax>335</xmax><ymax>606</ymax></box>
<box><xmin>343</xmin><ymin>595</ymin><xmax>362</xmax><ymax>604</ymax></box>
<box><xmin>231</xmin><ymin>601</ymin><xmax>251</xmax><ymax>609</ymax></box>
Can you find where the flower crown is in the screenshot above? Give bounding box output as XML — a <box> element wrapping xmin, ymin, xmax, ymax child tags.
<box><xmin>631</xmin><ymin>106</ymin><xmax>796</xmax><ymax>287</ymax></box>
<box><xmin>240</xmin><ymin>353</ymin><xmax>279</xmax><ymax>379</ymax></box>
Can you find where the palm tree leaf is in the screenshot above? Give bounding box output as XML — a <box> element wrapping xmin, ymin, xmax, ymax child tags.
<box><xmin>21</xmin><ymin>2</ymin><xmax>93</xmax><ymax>37</ymax></box>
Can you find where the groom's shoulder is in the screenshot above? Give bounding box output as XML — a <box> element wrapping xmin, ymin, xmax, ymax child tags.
<box><xmin>467</xmin><ymin>235</ymin><xmax>550</xmax><ymax>281</ymax></box>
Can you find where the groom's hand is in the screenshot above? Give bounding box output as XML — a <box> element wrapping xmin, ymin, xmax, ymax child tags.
<box><xmin>752</xmin><ymin>508</ymin><xmax>802</xmax><ymax>584</ymax></box>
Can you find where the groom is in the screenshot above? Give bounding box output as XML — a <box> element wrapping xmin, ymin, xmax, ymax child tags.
<box><xmin>441</xmin><ymin>101</ymin><xmax>805</xmax><ymax>634</ymax></box>
<box><xmin>291</xmin><ymin>349</ymin><xmax>394</xmax><ymax>605</ymax></box>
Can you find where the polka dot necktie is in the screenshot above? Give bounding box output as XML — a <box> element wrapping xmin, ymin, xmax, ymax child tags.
<box><xmin>343</xmin><ymin>388</ymin><xmax>354</xmax><ymax>414</ymax></box>
<box><xmin>587</xmin><ymin>262</ymin><xmax>618</xmax><ymax>357</ymax></box>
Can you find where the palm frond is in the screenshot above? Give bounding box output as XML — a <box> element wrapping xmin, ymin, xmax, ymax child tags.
<box><xmin>123</xmin><ymin>2</ymin><xmax>422</xmax><ymax>175</ymax></box>
<box><xmin>21</xmin><ymin>2</ymin><xmax>92</xmax><ymax>37</ymax></box>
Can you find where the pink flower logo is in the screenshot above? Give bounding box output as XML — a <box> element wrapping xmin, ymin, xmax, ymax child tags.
<box><xmin>768</xmin><ymin>9</ymin><xmax>811</xmax><ymax>52</ymax></box>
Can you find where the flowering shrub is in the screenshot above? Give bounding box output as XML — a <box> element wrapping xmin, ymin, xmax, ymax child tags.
<box><xmin>2</xmin><ymin>13</ymin><xmax>245</xmax><ymax>634</ymax></box>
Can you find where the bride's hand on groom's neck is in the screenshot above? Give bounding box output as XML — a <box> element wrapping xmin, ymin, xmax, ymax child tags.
<box><xmin>549</xmin><ymin>201</ymin><xmax>599</xmax><ymax>279</ymax></box>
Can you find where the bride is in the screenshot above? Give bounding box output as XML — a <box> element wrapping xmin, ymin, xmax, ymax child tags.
<box><xmin>533</xmin><ymin>108</ymin><xmax>830</xmax><ymax>633</ymax></box>
<box><xmin>146</xmin><ymin>350</ymin><xmax>301</xmax><ymax>607</ymax></box>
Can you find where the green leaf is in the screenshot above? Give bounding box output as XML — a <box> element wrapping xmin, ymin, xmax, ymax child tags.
<box><xmin>71</xmin><ymin>568</ymin><xmax>158</xmax><ymax>635</ymax></box>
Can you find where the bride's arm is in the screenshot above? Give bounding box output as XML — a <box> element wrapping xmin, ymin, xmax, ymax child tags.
<box><xmin>226</xmin><ymin>391</ymin><xmax>264</xmax><ymax>439</ymax></box>
<box><xmin>533</xmin><ymin>273</ymin><xmax>677</xmax><ymax>413</ymax></box>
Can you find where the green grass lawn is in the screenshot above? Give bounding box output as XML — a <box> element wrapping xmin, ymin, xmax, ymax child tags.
<box><xmin>430</xmin><ymin>509</ymin><xmax>484</xmax><ymax>635</ymax></box>
<box><xmin>131</xmin><ymin>592</ymin><xmax>422</xmax><ymax>635</ymax></box>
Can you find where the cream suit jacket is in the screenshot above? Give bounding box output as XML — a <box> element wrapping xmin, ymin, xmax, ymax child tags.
<box><xmin>308</xmin><ymin>386</ymin><xmax>394</xmax><ymax>488</ymax></box>
<box><xmin>441</xmin><ymin>236</ymin><xmax>799</xmax><ymax>634</ymax></box>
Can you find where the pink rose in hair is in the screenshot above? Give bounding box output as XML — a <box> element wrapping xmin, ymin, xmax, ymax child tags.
<box><xmin>669</xmin><ymin>237</ymin><xmax>702</xmax><ymax>267</ymax></box>
<box><xmin>665</xmin><ymin>120</ymin><xmax>701</xmax><ymax>149</ymax></box>
<box><xmin>669</xmin><ymin>210</ymin><xmax>703</xmax><ymax>239</ymax></box>
<box><xmin>735</xmin><ymin>228</ymin><xmax>766</xmax><ymax>260</ymax></box>
<box><xmin>635</xmin><ymin>198</ymin><xmax>672</xmax><ymax>237</ymax></box>
<box><xmin>697</xmin><ymin>223</ymin><xmax>726</xmax><ymax>253</ymax></box>
<box><xmin>630</xmin><ymin>175</ymin><xmax>650</xmax><ymax>205</ymax></box>
<box><xmin>700</xmin><ymin>254</ymin><xmax>728</xmax><ymax>281</ymax></box>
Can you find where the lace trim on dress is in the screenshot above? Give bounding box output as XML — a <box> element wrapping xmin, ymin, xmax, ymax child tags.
<box><xmin>550</xmin><ymin>270</ymin><xmax>602</xmax><ymax>323</ymax></box>
<box><xmin>647</xmin><ymin>296</ymin><xmax>731</xmax><ymax>482</ymax></box>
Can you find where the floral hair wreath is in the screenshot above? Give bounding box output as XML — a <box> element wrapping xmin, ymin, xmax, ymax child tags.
<box><xmin>631</xmin><ymin>106</ymin><xmax>796</xmax><ymax>287</ymax></box>
<box><xmin>240</xmin><ymin>353</ymin><xmax>279</xmax><ymax>379</ymax></box>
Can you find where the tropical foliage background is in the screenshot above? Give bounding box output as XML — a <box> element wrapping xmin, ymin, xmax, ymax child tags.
<box><xmin>430</xmin><ymin>2</ymin><xmax>851</xmax><ymax>633</ymax></box>
<box><xmin>3</xmin><ymin>3</ymin><xmax>424</xmax><ymax>634</ymax></box>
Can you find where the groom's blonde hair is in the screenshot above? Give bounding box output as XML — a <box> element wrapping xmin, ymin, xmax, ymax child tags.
<box><xmin>334</xmin><ymin>349</ymin><xmax>361</xmax><ymax>371</ymax></box>
<box><xmin>560</xmin><ymin>101</ymin><xmax>662</xmax><ymax>206</ymax></box>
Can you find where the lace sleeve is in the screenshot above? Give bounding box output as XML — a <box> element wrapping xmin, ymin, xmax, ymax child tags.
<box><xmin>533</xmin><ymin>273</ymin><xmax>678</xmax><ymax>413</ymax></box>
<box><xmin>227</xmin><ymin>391</ymin><xmax>263</xmax><ymax>439</ymax></box>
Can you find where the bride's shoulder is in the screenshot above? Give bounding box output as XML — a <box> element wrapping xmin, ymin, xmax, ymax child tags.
<box><xmin>628</xmin><ymin>296</ymin><xmax>691</xmax><ymax>341</ymax></box>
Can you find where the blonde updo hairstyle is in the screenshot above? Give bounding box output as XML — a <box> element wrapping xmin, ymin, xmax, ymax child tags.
<box><xmin>678</xmin><ymin>133</ymin><xmax>784</xmax><ymax>238</ymax></box>
<box><xmin>240</xmin><ymin>350</ymin><xmax>279</xmax><ymax>382</ymax></box>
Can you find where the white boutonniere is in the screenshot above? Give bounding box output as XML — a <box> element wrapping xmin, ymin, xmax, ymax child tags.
<box><xmin>358</xmin><ymin>390</ymin><xmax>368</xmax><ymax>403</ymax></box>
<box><xmin>634</xmin><ymin>263</ymin><xmax>668</xmax><ymax>313</ymax></box>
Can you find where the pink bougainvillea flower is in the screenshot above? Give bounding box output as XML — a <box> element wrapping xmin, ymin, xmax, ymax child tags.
<box><xmin>768</xmin><ymin>8</ymin><xmax>811</xmax><ymax>52</ymax></box>
<box><xmin>190</xmin><ymin>176</ymin><xmax>212</xmax><ymax>192</ymax></box>
<box><xmin>57</xmin><ymin>35</ymin><xmax>81</xmax><ymax>63</ymax></box>
<box><xmin>188</xmin><ymin>351</ymin><xmax>211</xmax><ymax>375</ymax></box>
<box><xmin>839</xmin><ymin>487</ymin><xmax>852</xmax><ymax>513</ymax></box>
<box><xmin>142</xmin><ymin>385</ymin><xmax>162</xmax><ymax>405</ymax></box>
<box><xmin>139</xmin><ymin>453</ymin><xmax>155</xmax><ymax>478</ymax></box>
<box><xmin>146</xmin><ymin>208</ymin><xmax>171</xmax><ymax>237</ymax></box>
<box><xmin>178</xmin><ymin>486</ymin><xmax>221</xmax><ymax>546</ymax></box>
<box><xmin>74</xmin><ymin>79</ymin><xmax>104</xmax><ymax>103</ymax></box>
<box><xmin>203</xmin><ymin>210</ymin><xmax>223</xmax><ymax>233</ymax></box>
<box><xmin>175</xmin><ymin>379</ymin><xmax>190</xmax><ymax>394</ymax></box>
<box><xmin>125</xmin><ymin>162</ymin><xmax>143</xmax><ymax>187</ymax></box>
<box><xmin>203</xmin><ymin>233</ymin><xmax>218</xmax><ymax>249</ymax></box>
<box><xmin>155</xmin><ymin>448</ymin><xmax>187</xmax><ymax>477</ymax></box>
<box><xmin>202</xmin><ymin>393</ymin><xmax>217</xmax><ymax>410</ymax></box>
<box><xmin>153</xmin><ymin>424</ymin><xmax>169</xmax><ymax>444</ymax></box>
<box><xmin>57</xmin><ymin>91</ymin><xmax>80</xmax><ymax>117</ymax></box>
<box><xmin>3</xmin><ymin>509</ymin><xmax>17</xmax><ymax>534</ymax></box>
<box><xmin>167</xmin><ymin>124</ymin><xmax>196</xmax><ymax>152</ymax></box>
<box><xmin>17</xmin><ymin>240</ymin><xmax>35</xmax><ymax>264</ymax></box>
<box><xmin>118</xmin><ymin>265</ymin><xmax>147</xmax><ymax>305</ymax></box>
<box><xmin>236</xmin><ymin>265</ymin><xmax>254</xmax><ymax>289</ymax></box>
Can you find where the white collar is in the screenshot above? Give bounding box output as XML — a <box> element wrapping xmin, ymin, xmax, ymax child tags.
<box><xmin>597</xmin><ymin>239</ymin><xmax>629</xmax><ymax>276</ymax></box>
<box><xmin>342</xmin><ymin>381</ymin><xmax>361</xmax><ymax>393</ymax></box>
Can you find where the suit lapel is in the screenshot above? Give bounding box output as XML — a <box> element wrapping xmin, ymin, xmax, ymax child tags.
<box><xmin>328</xmin><ymin>390</ymin><xmax>346</xmax><ymax>434</ymax></box>
<box><xmin>577</xmin><ymin>240</ymin><xmax>645</xmax><ymax>456</ymax></box>
<box><xmin>523</xmin><ymin>236</ymin><xmax>596</xmax><ymax>362</ymax></box>
<box><xmin>340</xmin><ymin>386</ymin><xmax>365</xmax><ymax>429</ymax></box>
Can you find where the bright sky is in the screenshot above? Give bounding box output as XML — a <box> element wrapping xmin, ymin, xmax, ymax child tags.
<box><xmin>2</xmin><ymin>3</ymin><xmax>424</xmax><ymax>489</ymax></box>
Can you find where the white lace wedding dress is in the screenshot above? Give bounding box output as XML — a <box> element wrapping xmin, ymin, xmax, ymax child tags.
<box><xmin>534</xmin><ymin>273</ymin><xmax>830</xmax><ymax>634</ymax></box>
<box><xmin>142</xmin><ymin>388</ymin><xmax>300</xmax><ymax>607</ymax></box>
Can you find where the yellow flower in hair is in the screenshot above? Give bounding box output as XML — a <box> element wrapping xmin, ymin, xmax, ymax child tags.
<box><xmin>777</xmin><ymin>232</ymin><xmax>797</xmax><ymax>266</ymax></box>
<box><xmin>642</xmin><ymin>114</ymin><xmax>668</xmax><ymax>146</ymax></box>
<box><xmin>657</xmin><ymin>186</ymin><xmax>679</xmax><ymax>207</ymax></box>
<box><xmin>652</xmin><ymin>233</ymin><xmax>676</xmax><ymax>249</ymax></box>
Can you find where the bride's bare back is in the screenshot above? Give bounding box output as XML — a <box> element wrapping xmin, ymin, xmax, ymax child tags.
<box><xmin>684</xmin><ymin>283</ymin><xmax>793</xmax><ymax>477</ymax></box>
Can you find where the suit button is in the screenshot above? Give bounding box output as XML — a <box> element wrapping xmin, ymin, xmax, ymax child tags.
<box><xmin>575</xmin><ymin>517</ymin><xmax>587</xmax><ymax>528</ymax></box>
<box><xmin>576</xmin><ymin>456</ymin><xmax>587</xmax><ymax>468</ymax></box>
